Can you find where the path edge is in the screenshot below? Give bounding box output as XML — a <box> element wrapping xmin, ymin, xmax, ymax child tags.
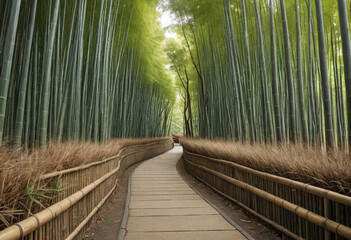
<box><xmin>117</xmin><ymin>173</ymin><xmax>132</xmax><ymax>240</ymax></box>
<box><xmin>178</xmin><ymin>156</ymin><xmax>255</xmax><ymax>240</ymax></box>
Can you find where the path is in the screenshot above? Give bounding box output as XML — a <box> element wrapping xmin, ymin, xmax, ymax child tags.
<box><xmin>123</xmin><ymin>145</ymin><xmax>247</xmax><ymax>240</ymax></box>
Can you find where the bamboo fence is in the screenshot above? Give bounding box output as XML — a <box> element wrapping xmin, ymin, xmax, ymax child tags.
<box><xmin>0</xmin><ymin>139</ymin><xmax>173</xmax><ymax>240</ymax></box>
<box><xmin>183</xmin><ymin>149</ymin><xmax>351</xmax><ymax>240</ymax></box>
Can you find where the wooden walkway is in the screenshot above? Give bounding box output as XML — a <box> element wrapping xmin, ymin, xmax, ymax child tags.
<box><xmin>123</xmin><ymin>146</ymin><xmax>247</xmax><ymax>240</ymax></box>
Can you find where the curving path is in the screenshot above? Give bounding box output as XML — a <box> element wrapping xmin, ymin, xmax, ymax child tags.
<box><xmin>123</xmin><ymin>145</ymin><xmax>247</xmax><ymax>240</ymax></box>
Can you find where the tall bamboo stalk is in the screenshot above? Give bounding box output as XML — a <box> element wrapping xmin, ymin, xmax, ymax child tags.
<box><xmin>270</xmin><ymin>0</ymin><xmax>283</xmax><ymax>143</ymax></box>
<box><xmin>314</xmin><ymin>0</ymin><xmax>335</xmax><ymax>149</ymax></box>
<box><xmin>295</xmin><ymin>0</ymin><xmax>308</xmax><ymax>144</ymax></box>
<box><xmin>241</xmin><ymin>0</ymin><xmax>255</xmax><ymax>143</ymax></box>
<box><xmin>0</xmin><ymin>0</ymin><xmax>21</xmax><ymax>144</ymax></box>
<box><xmin>254</xmin><ymin>0</ymin><xmax>273</xmax><ymax>142</ymax></box>
<box><xmin>38</xmin><ymin>0</ymin><xmax>60</xmax><ymax>147</ymax></box>
<box><xmin>14</xmin><ymin>0</ymin><xmax>37</xmax><ymax>148</ymax></box>
<box><xmin>280</xmin><ymin>0</ymin><xmax>296</xmax><ymax>143</ymax></box>
<box><xmin>337</xmin><ymin>0</ymin><xmax>351</xmax><ymax>151</ymax></box>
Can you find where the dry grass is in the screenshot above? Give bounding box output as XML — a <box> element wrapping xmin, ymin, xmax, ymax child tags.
<box><xmin>0</xmin><ymin>137</ymin><xmax>169</xmax><ymax>229</ymax></box>
<box><xmin>180</xmin><ymin>138</ymin><xmax>351</xmax><ymax>195</ymax></box>
<box><xmin>172</xmin><ymin>133</ymin><xmax>183</xmax><ymax>143</ymax></box>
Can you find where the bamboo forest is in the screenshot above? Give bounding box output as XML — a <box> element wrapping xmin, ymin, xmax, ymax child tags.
<box><xmin>0</xmin><ymin>0</ymin><xmax>351</xmax><ymax>239</ymax></box>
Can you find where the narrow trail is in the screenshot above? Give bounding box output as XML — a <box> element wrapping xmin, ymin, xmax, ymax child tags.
<box><xmin>123</xmin><ymin>145</ymin><xmax>247</xmax><ymax>240</ymax></box>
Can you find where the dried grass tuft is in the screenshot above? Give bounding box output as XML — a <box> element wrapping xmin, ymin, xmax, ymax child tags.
<box><xmin>0</xmin><ymin>137</ymin><xmax>169</xmax><ymax>229</ymax></box>
<box><xmin>172</xmin><ymin>133</ymin><xmax>183</xmax><ymax>143</ymax></box>
<box><xmin>180</xmin><ymin>138</ymin><xmax>351</xmax><ymax>195</ymax></box>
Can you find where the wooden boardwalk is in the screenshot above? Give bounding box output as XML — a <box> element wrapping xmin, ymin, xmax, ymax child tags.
<box><xmin>123</xmin><ymin>146</ymin><xmax>247</xmax><ymax>240</ymax></box>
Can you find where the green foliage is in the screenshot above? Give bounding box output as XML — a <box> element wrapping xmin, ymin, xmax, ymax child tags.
<box><xmin>24</xmin><ymin>184</ymin><xmax>59</xmax><ymax>209</ymax></box>
<box><xmin>128</xmin><ymin>0</ymin><xmax>175</xmax><ymax>100</ymax></box>
<box><xmin>170</xmin><ymin>102</ymin><xmax>184</xmax><ymax>133</ymax></box>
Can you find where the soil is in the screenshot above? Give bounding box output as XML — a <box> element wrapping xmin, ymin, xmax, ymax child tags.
<box><xmin>85</xmin><ymin>152</ymin><xmax>282</xmax><ymax>240</ymax></box>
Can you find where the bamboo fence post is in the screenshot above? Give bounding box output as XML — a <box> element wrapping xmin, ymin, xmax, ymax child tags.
<box><xmin>324</xmin><ymin>198</ymin><xmax>331</xmax><ymax>240</ymax></box>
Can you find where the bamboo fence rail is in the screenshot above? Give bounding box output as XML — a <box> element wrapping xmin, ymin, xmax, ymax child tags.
<box><xmin>0</xmin><ymin>139</ymin><xmax>173</xmax><ymax>240</ymax></box>
<box><xmin>183</xmin><ymin>149</ymin><xmax>351</xmax><ymax>240</ymax></box>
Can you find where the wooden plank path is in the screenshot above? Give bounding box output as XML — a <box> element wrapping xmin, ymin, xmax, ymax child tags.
<box><xmin>123</xmin><ymin>145</ymin><xmax>248</xmax><ymax>240</ymax></box>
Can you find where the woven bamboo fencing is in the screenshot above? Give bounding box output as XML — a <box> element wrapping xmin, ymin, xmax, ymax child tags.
<box><xmin>0</xmin><ymin>139</ymin><xmax>173</xmax><ymax>240</ymax></box>
<box><xmin>183</xmin><ymin>149</ymin><xmax>351</xmax><ymax>240</ymax></box>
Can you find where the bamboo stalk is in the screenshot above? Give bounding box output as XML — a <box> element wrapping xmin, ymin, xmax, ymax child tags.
<box><xmin>280</xmin><ymin>0</ymin><xmax>296</xmax><ymax>143</ymax></box>
<box><xmin>314</xmin><ymin>0</ymin><xmax>335</xmax><ymax>149</ymax></box>
<box><xmin>0</xmin><ymin>0</ymin><xmax>21</xmax><ymax>144</ymax></box>
<box><xmin>324</xmin><ymin>198</ymin><xmax>331</xmax><ymax>240</ymax></box>
<box><xmin>270</xmin><ymin>0</ymin><xmax>283</xmax><ymax>143</ymax></box>
<box><xmin>337</xmin><ymin>0</ymin><xmax>351</xmax><ymax>151</ymax></box>
<box><xmin>13</xmin><ymin>0</ymin><xmax>37</xmax><ymax>148</ymax></box>
<box><xmin>38</xmin><ymin>0</ymin><xmax>60</xmax><ymax>148</ymax></box>
<box><xmin>295</xmin><ymin>0</ymin><xmax>309</xmax><ymax>143</ymax></box>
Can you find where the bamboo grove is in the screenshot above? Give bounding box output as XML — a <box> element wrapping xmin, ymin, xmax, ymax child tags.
<box><xmin>166</xmin><ymin>0</ymin><xmax>351</xmax><ymax>150</ymax></box>
<box><xmin>0</xmin><ymin>0</ymin><xmax>174</xmax><ymax>148</ymax></box>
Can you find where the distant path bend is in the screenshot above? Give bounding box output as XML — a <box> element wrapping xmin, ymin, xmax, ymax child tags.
<box><xmin>123</xmin><ymin>145</ymin><xmax>248</xmax><ymax>240</ymax></box>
